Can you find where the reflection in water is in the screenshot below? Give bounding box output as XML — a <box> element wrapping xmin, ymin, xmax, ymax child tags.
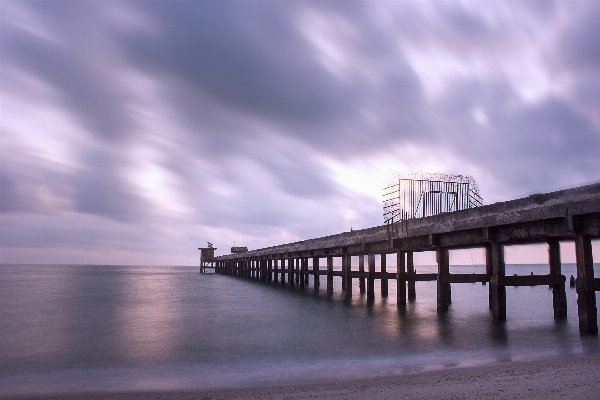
<box><xmin>1</xmin><ymin>263</ymin><xmax>599</xmax><ymax>396</ymax></box>
<box><xmin>117</xmin><ymin>268</ymin><xmax>179</xmax><ymax>361</ymax></box>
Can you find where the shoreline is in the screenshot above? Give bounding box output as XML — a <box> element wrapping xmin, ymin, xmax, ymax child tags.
<box><xmin>5</xmin><ymin>352</ymin><xmax>600</xmax><ymax>400</ymax></box>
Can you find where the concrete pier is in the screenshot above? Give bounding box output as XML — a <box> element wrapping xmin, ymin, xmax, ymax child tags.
<box><xmin>214</xmin><ymin>183</ymin><xmax>600</xmax><ymax>336</ymax></box>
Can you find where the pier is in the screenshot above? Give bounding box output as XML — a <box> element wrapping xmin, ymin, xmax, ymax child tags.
<box><xmin>214</xmin><ymin>183</ymin><xmax>600</xmax><ymax>335</ymax></box>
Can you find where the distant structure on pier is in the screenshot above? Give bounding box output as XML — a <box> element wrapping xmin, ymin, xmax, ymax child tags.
<box><xmin>383</xmin><ymin>172</ymin><xmax>483</xmax><ymax>225</ymax></box>
<box><xmin>231</xmin><ymin>246</ymin><xmax>248</xmax><ymax>254</ymax></box>
<box><xmin>198</xmin><ymin>242</ymin><xmax>216</xmax><ymax>273</ymax></box>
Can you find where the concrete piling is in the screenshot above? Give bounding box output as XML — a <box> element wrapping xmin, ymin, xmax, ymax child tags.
<box><xmin>407</xmin><ymin>252</ymin><xmax>416</xmax><ymax>301</ymax></box>
<box><xmin>381</xmin><ymin>254</ymin><xmax>388</xmax><ymax>297</ymax></box>
<box><xmin>327</xmin><ymin>256</ymin><xmax>334</xmax><ymax>295</ymax></box>
<box><xmin>397</xmin><ymin>250</ymin><xmax>406</xmax><ymax>306</ymax></box>
<box><xmin>575</xmin><ymin>234</ymin><xmax>598</xmax><ymax>335</ymax></box>
<box><xmin>367</xmin><ymin>254</ymin><xmax>375</xmax><ymax>302</ymax></box>
<box><xmin>437</xmin><ymin>247</ymin><xmax>451</xmax><ymax>312</ymax></box>
<box><xmin>548</xmin><ymin>238</ymin><xmax>567</xmax><ymax>319</ymax></box>
<box><xmin>359</xmin><ymin>255</ymin><xmax>365</xmax><ymax>293</ymax></box>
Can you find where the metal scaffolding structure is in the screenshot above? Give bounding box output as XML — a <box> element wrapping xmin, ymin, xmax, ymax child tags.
<box><xmin>383</xmin><ymin>172</ymin><xmax>483</xmax><ymax>225</ymax></box>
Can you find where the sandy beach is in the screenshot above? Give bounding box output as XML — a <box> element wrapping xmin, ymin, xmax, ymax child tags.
<box><xmin>6</xmin><ymin>353</ymin><xmax>600</xmax><ymax>400</ymax></box>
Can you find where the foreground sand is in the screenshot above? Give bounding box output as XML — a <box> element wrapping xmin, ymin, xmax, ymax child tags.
<box><xmin>7</xmin><ymin>353</ymin><xmax>600</xmax><ymax>400</ymax></box>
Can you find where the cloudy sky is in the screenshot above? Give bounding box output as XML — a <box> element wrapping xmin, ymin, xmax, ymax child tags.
<box><xmin>1</xmin><ymin>0</ymin><xmax>599</xmax><ymax>265</ymax></box>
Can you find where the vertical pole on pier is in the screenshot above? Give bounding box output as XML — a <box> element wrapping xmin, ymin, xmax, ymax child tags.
<box><xmin>313</xmin><ymin>257</ymin><xmax>320</xmax><ymax>290</ymax></box>
<box><xmin>397</xmin><ymin>250</ymin><xmax>406</xmax><ymax>306</ymax></box>
<box><xmin>367</xmin><ymin>253</ymin><xmax>375</xmax><ymax>302</ymax></box>
<box><xmin>327</xmin><ymin>256</ymin><xmax>334</xmax><ymax>294</ymax></box>
<box><xmin>281</xmin><ymin>259</ymin><xmax>286</xmax><ymax>285</ymax></box>
<box><xmin>359</xmin><ymin>255</ymin><xmax>365</xmax><ymax>293</ymax></box>
<box><xmin>489</xmin><ymin>241</ymin><xmax>506</xmax><ymax>321</ymax></box>
<box><xmin>548</xmin><ymin>238</ymin><xmax>567</xmax><ymax>319</ymax></box>
<box><xmin>381</xmin><ymin>253</ymin><xmax>388</xmax><ymax>297</ymax></box>
<box><xmin>300</xmin><ymin>258</ymin><xmax>306</xmax><ymax>288</ymax></box>
<box><xmin>407</xmin><ymin>251</ymin><xmax>416</xmax><ymax>301</ymax></box>
<box><xmin>437</xmin><ymin>247</ymin><xmax>451</xmax><ymax>312</ymax></box>
<box><xmin>267</xmin><ymin>259</ymin><xmax>272</xmax><ymax>282</ymax></box>
<box><xmin>575</xmin><ymin>234</ymin><xmax>598</xmax><ymax>335</ymax></box>
<box><xmin>289</xmin><ymin>257</ymin><xmax>295</xmax><ymax>287</ymax></box>
<box><xmin>344</xmin><ymin>254</ymin><xmax>352</xmax><ymax>299</ymax></box>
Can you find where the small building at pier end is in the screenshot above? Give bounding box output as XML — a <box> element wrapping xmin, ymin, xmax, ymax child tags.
<box><xmin>198</xmin><ymin>242</ymin><xmax>216</xmax><ymax>273</ymax></box>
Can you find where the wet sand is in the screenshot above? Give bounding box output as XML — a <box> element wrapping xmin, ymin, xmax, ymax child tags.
<box><xmin>6</xmin><ymin>353</ymin><xmax>600</xmax><ymax>400</ymax></box>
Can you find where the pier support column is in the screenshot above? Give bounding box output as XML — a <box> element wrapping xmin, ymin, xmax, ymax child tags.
<box><xmin>486</xmin><ymin>245</ymin><xmax>493</xmax><ymax>309</ymax></box>
<box><xmin>575</xmin><ymin>234</ymin><xmax>598</xmax><ymax>335</ymax></box>
<box><xmin>313</xmin><ymin>257</ymin><xmax>320</xmax><ymax>290</ymax></box>
<box><xmin>327</xmin><ymin>256</ymin><xmax>334</xmax><ymax>294</ymax></box>
<box><xmin>341</xmin><ymin>256</ymin><xmax>346</xmax><ymax>293</ymax></box>
<box><xmin>295</xmin><ymin>258</ymin><xmax>300</xmax><ymax>284</ymax></box>
<box><xmin>407</xmin><ymin>252</ymin><xmax>416</xmax><ymax>301</ymax></box>
<box><xmin>281</xmin><ymin>259</ymin><xmax>286</xmax><ymax>285</ymax></box>
<box><xmin>259</xmin><ymin>260</ymin><xmax>267</xmax><ymax>281</ymax></box>
<box><xmin>273</xmin><ymin>259</ymin><xmax>279</xmax><ymax>283</ymax></box>
<box><xmin>289</xmin><ymin>258</ymin><xmax>294</xmax><ymax>287</ymax></box>
<box><xmin>305</xmin><ymin>258</ymin><xmax>309</xmax><ymax>285</ymax></box>
<box><xmin>300</xmin><ymin>258</ymin><xmax>306</xmax><ymax>288</ymax></box>
<box><xmin>267</xmin><ymin>259</ymin><xmax>272</xmax><ymax>282</ymax></box>
<box><xmin>344</xmin><ymin>254</ymin><xmax>352</xmax><ymax>299</ymax></box>
<box><xmin>381</xmin><ymin>254</ymin><xmax>388</xmax><ymax>297</ymax></box>
<box><xmin>397</xmin><ymin>250</ymin><xmax>406</xmax><ymax>306</ymax></box>
<box><xmin>437</xmin><ymin>247</ymin><xmax>451</xmax><ymax>313</ymax></box>
<box><xmin>489</xmin><ymin>241</ymin><xmax>506</xmax><ymax>321</ymax></box>
<box><xmin>548</xmin><ymin>238</ymin><xmax>567</xmax><ymax>319</ymax></box>
<box><xmin>359</xmin><ymin>255</ymin><xmax>365</xmax><ymax>293</ymax></box>
<box><xmin>367</xmin><ymin>253</ymin><xmax>375</xmax><ymax>302</ymax></box>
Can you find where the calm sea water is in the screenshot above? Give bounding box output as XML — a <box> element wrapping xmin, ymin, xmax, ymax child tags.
<box><xmin>1</xmin><ymin>263</ymin><xmax>599</xmax><ymax>397</ymax></box>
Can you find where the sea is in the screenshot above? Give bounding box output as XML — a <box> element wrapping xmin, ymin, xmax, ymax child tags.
<box><xmin>1</xmin><ymin>262</ymin><xmax>599</xmax><ymax>397</ymax></box>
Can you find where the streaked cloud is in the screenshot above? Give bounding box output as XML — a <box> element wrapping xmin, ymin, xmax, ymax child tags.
<box><xmin>1</xmin><ymin>0</ymin><xmax>598</xmax><ymax>264</ymax></box>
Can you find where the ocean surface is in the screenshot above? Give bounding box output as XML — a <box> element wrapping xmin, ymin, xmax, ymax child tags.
<box><xmin>1</xmin><ymin>262</ymin><xmax>599</xmax><ymax>397</ymax></box>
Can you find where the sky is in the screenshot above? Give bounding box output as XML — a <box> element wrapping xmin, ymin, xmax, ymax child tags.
<box><xmin>1</xmin><ymin>0</ymin><xmax>599</xmax><ymax>266</ymax></box>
